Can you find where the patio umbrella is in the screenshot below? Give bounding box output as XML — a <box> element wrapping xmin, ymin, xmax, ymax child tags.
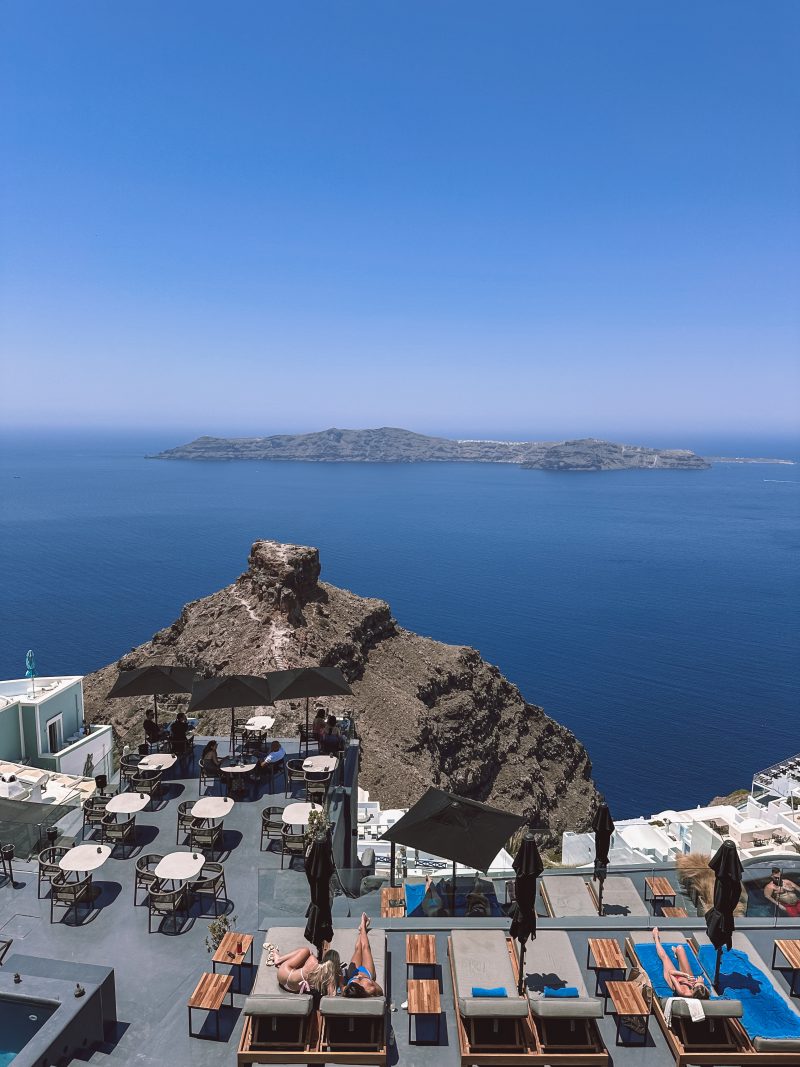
<box><xmin>108</xmin><ymin>665</ymin><xmax>196</xmax><ymax>726</ymax></box>
<box><xmin>304</xmin><ymin>832</ymin><xmax>335</xmax><ymax>957</ymax></box>
<box><xmin>380</xmin><ymin>787</ymin><xmax>527</xmax><ymax>911</ymax></box>
<box><xmin>266</xmin><ymin>667</ymin><xmax>352</xmax><ymax>754</ymax></box>
<box><xmin>705</xmin><ymin>840</ymin><xmax>743</xmax><ymax>992</ymax></box>
<box><xmin>187</xmin><ymin>675</ymin><xmax>273</xmax><ymax>755</ymax></box>
<box><xmin>509</xmin><ymin>831</ymin><xmax>544</xmax><ymax>995</ymax></box>
<box><xmin>25</xmin><ymin>650</ymin><xmax>37</xmax><ymax>698</ymax></box>
<box><xmin>592</xmin><ymin>803</ymin><xmax>615</xmax><ymax>916</ymax></box>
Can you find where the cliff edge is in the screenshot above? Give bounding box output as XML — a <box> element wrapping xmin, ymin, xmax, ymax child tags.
<box><xmin>82</xmin><ymin>540</ymin><xmax>601</xmax><ymax>835</ymax></box>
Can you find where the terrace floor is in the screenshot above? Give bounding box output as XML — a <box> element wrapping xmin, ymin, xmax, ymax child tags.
<box><xmin>0</xmin><ymin>738</ymin><xmax>798</xmax><ymax>1067</ymax></box>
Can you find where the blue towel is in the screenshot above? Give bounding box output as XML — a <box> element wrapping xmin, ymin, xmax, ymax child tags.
<box><xmin>472</xmin><ymin>987</ymin><xmax>508</xmax><ymax>998</ymax></box>
<box><xmin>634</xmin><ymin>942</ymin><xmax>706</xmax><ymax>999</ymax></box>
<box><xmin>697</xmin><ymin>946</ymin><xmax>800</xmax><ymax>1041</ymax></box>
<box><xmin>404</xmin><ymin>882</ymin><xmax>427</xmax><ymax>917</ymax></box>
<box><xmin>544</xmin><ymin>986</ymin><xmax>579</xmax><ymax>998</ymax></box>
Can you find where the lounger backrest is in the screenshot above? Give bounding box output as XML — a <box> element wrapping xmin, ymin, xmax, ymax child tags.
<box><xmin>251</xmin><ymin>927</ymin><xmax>313</xmax><ymax>999</ymax></box>
<box><xmin>541</xmin><ymin>876</ymin><xmax>597</xmax><ymax>916</ymax></box>
<box><xmin>525</xmin><ymin>930</ymin><xmax>589</xmax><ymax>997</ymax></box>
<box><xmin>450</xmin><ymin>929</ymin><xmax>531</xmax><ymax>1019</ymax></box>
<box><xmin>327</xmin><ymin>927</ymin><xmax>387</xmax><ymax>993</ymax></box>
<box><xmin>599</xmin><ymin>876</ymin><xmax>649</xmax><ymax>917</ymax></box>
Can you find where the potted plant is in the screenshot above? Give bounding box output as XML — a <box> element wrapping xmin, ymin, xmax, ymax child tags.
<box><xmin>305</xmin><ymin>807</ymin><xmax>331</xmax><ymax>846</ymax></box>
<box><xmin>205</xmin><ymin>913</ymin><xmax>237</xmax><ymax>954</ymax></box>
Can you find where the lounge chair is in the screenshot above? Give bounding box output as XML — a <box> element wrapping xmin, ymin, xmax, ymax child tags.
<box><xmin>524</xmin><ymin>930</ymin><xmax>607</xmax><ymax>1063</ymax></box>
<box><xmin>540</xmin><ymin>876</ymin><xmax>598</xmax><ymax>917</ymax></box>
<box><xmin>448</xmin><ymin>928</ymin><xmax>535</xmax><ymax>1064</ymax></box>
<box><xmin>319</xmin><ymin>926</ymin><xmax>387</xmax><ymax>1061</ymax></box>
<box><xmin>627</xmin><ymin>932</ymin><xmax>748</xmax><ymax>1066</ymax></box>
<box><xmin>692</xmin><ymin>931</ymin><xmax>800</xmax><ymax>1056</ymax></box>
<box><xmin>586</xmin><ymin>876</ymin><xmax>649</xmax><ymax>917</ymax></box>
<box><xmin>238</xmin><ymin>927</ymin><xmax>315</xmax><ymax>1062</ymax></box>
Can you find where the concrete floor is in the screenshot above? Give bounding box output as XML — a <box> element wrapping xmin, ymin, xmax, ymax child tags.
<box><xmin>1</xmin><ymin>741</ymin><xmax>799</xmax><ymax>1066</ymax></box>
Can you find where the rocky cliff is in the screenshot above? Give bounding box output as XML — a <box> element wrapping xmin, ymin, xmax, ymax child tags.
<box><xmin>149</xmin><ymin>427</ymin><xmax>710</xmax><ymax>470</ymax></box>
<box><xmin>82</xmin><ymin>540</ymin><xmax>601</xmax><ymax>836</ymax></box>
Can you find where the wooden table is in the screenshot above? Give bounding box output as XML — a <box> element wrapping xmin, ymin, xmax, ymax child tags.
<box><xmin>381</xmin><ymin>885</ymin><xmax>406</xmax><ymax>918</ymax></box>
<box><xmin>212</xmin><ymin>931</ymin><xmax>254</xmax><ymax>992</ymax></box>
<box><xmin>604</xmin><ymin>981</ymin><xmax>651</xmax><ymax>1046</ymax></box>
<box><xmin>406</xmin><ymin>933</ymin><xmax>437</xmax><ymax>979</ymax></box>
<box><xmin>644</xmin><ymin>876</ymin><xmax>677</xmax><ymax>912</ymax></box>
<box><xmin>407</xmin><ymin>978</ymin><xmax>441</xmax><ymax>1045</ymax></box>
<box><xmin>772</xmin><ymin>939</ymin><xmax>800</xmax><ymax>996</ymax></box>
<box><xmin>586</xmin><ymin>937</ymin><xmax>626</xmax><ymax>995</ymax></box>
<box><xmin>187</xmin><ymin>972</ymin><xmax>234</xmax><ymax>1039</ymax></box>
<box><xmin>662</xmin><ymin>906</ymin><xmax>688</xmax><ymax>918</ymax></box>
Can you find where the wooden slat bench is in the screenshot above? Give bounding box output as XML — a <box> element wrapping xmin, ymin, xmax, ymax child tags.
<box><xmin>188</xmin><ymin>972</ymin><xmax>234</xmax><ymax>1040</ymax></box>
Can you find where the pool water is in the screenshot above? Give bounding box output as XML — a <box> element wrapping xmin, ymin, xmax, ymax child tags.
<box><xmin>0</xmin><ymin>995</ymin><xmax>57</xmax><ymax>1063</ymax></box>
<box><xmin>745</xmin><ymin>869</ymin><xmax>800</xmax><ymax>917</ymax></box>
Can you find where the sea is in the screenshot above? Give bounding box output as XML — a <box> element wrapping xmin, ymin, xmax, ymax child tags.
<box><xmin>1</xmin><ymin>432</ymin><xmax>798</xmax><ymax>818</ymax></box>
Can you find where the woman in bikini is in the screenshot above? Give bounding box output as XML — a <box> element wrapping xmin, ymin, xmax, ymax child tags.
<box><xmin>343</xmin><ymin>913</ymin><xmax>383</xmax><ymax>999</ymax></box>
<box><xmin>652</xmin><ymin>927</ymin><xmax>710</xmax><ymax>999</ymax></box>
<box><xmin>274</xmin><ymin>944</ymin><xmax>340</xmax><ymax>996</ymax></box>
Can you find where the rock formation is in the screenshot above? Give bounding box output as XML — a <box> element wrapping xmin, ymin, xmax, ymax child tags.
<box><xmin>82</xmin><ymin>540</ymin><xmax>601</xmax><ymax>836</ymax></box>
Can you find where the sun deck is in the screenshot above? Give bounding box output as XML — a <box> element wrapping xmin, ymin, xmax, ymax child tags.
<box><xmin>1</xmin><ymin>736</ymin><xmax>798</xmax><ymax>1066</ymax></box>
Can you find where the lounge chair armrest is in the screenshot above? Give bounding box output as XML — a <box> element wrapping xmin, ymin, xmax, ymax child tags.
<box><xmin>753</xmin><ymin>1037</ymin><xmax>800</xmax><ymax>1052</ymax></box>
<box><xmin>320</xmin><ymin>995</ymin><xmax>385</xmax><ymax>1018</ymax></box>
<box><xmin>659</xmin><ymin>997</ymin><xmax>743</xmax><ymax>1019</ymax></box>
<box><xmin>243</xmin><ymin>995</ymin><xmax>312</xmax><ymax>1017</ymax></box>
<box><xmin>458</xmin><ymin>996</ymin><xmax>531</xmax><ymax>1019</ymax></box>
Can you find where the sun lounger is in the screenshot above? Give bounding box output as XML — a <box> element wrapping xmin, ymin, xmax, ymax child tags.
<box><xmin>586</xmin><ymin>876</ymin><xmax>649</xmax><ymax>917</ymax></box>
<box><xmin>627</xmin><ymin>932</ymin><xmax>751</xmax><ymax>1066</ymax></box>
<box><xmin>319</xmin><ymin>927</ymin><xmax>387</xmax><ymax>1063</ymax></box>
<box><xmin>691</xmin><ymin>931</ymin><xmax>800</xmax><ymax>1056</ymax></box>
<box><xmin>238</xmin><ymin>927</ymin><xmax>315</xmax><ymax>1063</ymax></box>
<box><xmin>540</xmin><ymin>876</ymin><xmax>598</xmax><ymax>917</ymax></box>
<box><xmin>448</xmin><ymin>929</ymin><xmax>536</xmax><ymax>1064</ymax></box>
<box><xmin>523</xmin><ymin>930</ymin><xmax>608</xmax><ymax>1063</ymax></box>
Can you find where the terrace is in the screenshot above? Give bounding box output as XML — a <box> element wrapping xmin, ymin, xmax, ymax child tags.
<box><xmin>0</xmin><ymin>735</ymin><xmax>799</xmax><ymax>1066</ymax></box>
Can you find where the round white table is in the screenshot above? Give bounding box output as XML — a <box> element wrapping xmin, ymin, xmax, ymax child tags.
<box><xmin>154</xmin><ymin>851</ymin><xmax>206</xmax><ymax>882</ymax></box>
<box><xmin>59</xmin><ymin>843</ymin><xmax>111</xmax><ymax>874</ymax></box>
<box><xmin>225</xmin><ymin>761</ymin><xmax>257</xmax><ymax>775</ymax></box>
<box><xmin>245</xmin><ymin>715</ymin><xmax>275</xmax><ymax>731</ymax></box>
<box><xmin>303</xmin><ymin>755</ymin><xmax>337</xmax><ymax>774</ymax></box>
<box><xmin>138</xmin><ymin>753</ymin><xmax>177</xmax><ymax>771</ymax></box>
<box><xmin>191</xmin><ymin>796</ymin><xmax>235</xmax><ymax>822</ymax></box>
<box><xmin>282</xmin><ymin>801</ymin><xmax>320</xmax><ymax>828</ymax></box>
<box><xmin>105</xmin><ymin>792</ymin><xmax>150</xmax><ymax>815</ymax></box>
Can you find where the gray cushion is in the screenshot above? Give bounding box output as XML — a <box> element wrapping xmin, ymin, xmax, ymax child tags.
<box><xmin>319</xmin><ymin>927</ymin><xmax>386</xmax><ymax>1018</ymax></box>
<box><xmin>526</xmin><ymin>930</ymin><xmax>603</xmax><ymax>1019</ymax></box>
<box><xmin>541</xmin><ymin>876</ymin><xmax>597</xmax><ymax>917</ymax></box>
<box><xmin>245</xmin><ymin>927</ymin><xmax>313</xmax><ymax>1017</ymax></box>
<box><xmin>596</xmin><ymin>876</ymin><xmax>649</xmax><ymax>917</ymax></box>
<box><xmin>660</xmin><ymin>997</ymin><xmax>743</xmax><ymax>1019</ymax></box>
<box><xmin>451</xmin><ymin>929</ymin><xmax>530</xmax><ymax>1019</ymax></box>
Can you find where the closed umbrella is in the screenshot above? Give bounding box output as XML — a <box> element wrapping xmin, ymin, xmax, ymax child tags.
<box><xmin>267</xmin><ymin>667</ymin><xmax>352</xmax><ymax>754</ymax></box>
<box><xmin>592</xmin><ymin>803</ymin><xmax>615</xmax><ymax>916</ymax></box>
<box><xmin>509</xmin><ymin>831</ymin><xmax>544</xmax><ymax>994</ymax></box>
<box><xmin>705</xmin><ymin>840</ymin><xmax>743</xmax><ymax>991</ymax></box>
<box><xmin>188</xmin><ymin>675</ymin><xmax>273</xmax><ymax>756</ymax></box>
<box><xmin>108</xmin><ymin>665</ymin><xmax>196</xmax><ymax>727</ymax></box>
<box><xmin>25</xmin><ymin>650</ymin><xmax>37</xmax><ymax>698</ymax></box>
<box><xmin>304</xmin><ymin>832</ymin><xmax>335</xmax><ymax>958</ymax></box>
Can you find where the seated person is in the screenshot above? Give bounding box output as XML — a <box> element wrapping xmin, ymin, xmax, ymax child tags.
<box><xmin>273</xmin><ymin>944</ymin><xmax>341</xmax><ymax>996</ymax></box>
<box><xmin>257</xmin><ymin>740</ymin><xmax>286</xmax><ymax>774</ymax></box>
<box><xmin>343</xmin><ymin>913</ymin><xmax>383</xmax><ymax>998</ymax></box>
<box><xmin>465</xmin><ymin>884</ymin><xmax>491</xmax><ymax>918</ymax></box>
<box><xmin>421</xmin><ymin>872</ymin><xmax>445</xmax><ymax>917</ymax></box>
<box><xmin>169</xmin><ymin>712</ymin><xmax>190</xmax><ymax>749</ymax></box>
<box><xmin>651</xmin><ymin>927</ymin><xmax>710</xmax><ymax>999</ymax></box>
<box><xmin>143</xmin><ymin>709</ymin><xmax>168</xmax><ymax>746</ymax></box>
<box><xmin>312</xmin><ymin>709</ymin><xmax>327</xmax><ymax>744</ymax></box>
<box><xmin>764</xmin><ymin>868</ymin><xmax>800</xmax><ymax>916</ymax></box>
<box><xmin>320</xmin><ymin>715</ymin><xmax>343</xmax><ymax>755</ymax></box>
<box><xmin>200</xmin><ymin>739</ymin><xmax>229</xmax><ymax>777</ymax></box>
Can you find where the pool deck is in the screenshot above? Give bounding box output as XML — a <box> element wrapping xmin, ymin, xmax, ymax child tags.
<box><xmin>0</xmin><ymin>738</ymin><xmax>798</xmax><ymax>1067</ymax></box>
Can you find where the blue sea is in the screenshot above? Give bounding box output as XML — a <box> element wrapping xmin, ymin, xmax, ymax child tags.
<box><xmin>1</xmin><ymin>433</ymin><xmax>798</xmax><ymax>817</ymax></box>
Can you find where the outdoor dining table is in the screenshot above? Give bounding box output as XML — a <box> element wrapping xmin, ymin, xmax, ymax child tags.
<box><xmin>245</xmin><ymin>715</ymin><xmax>275</xmax><ymax>731</ymax></box>
<box><xmin>154</xmin><ymin>850</ymin><xmax>206</xmax><ymax>884</ymax></box>
<box><xmin>282</xmin><ymin>801</ymin><xmax>321</xmax><ymax>829</ymax></box>
<box><xmin>302</xmin><ymin>755</ymin><xmax>337</xmax><ymax>774</ymax></box>
<box><xmin>191</xmin><ymin>795</ymin><xmax>235</xmax><ymax>824</ymax></box>
<box><xmin>138</xmin><ymin>753</ymin><xmax>177</xmax><ymax>772</ymax></box>
<box><xmin>223</xmin><ymin>760</ymin><xmax>257</xmax><ymax>798</ymax></box>
<box><xmin>59</xmin><ymin>843</ymin><xmax>111</xmax><ymax>880</ymax></box>
<box><xmin>105</xmin><ymin>792</ymin><xmax>150</xmax><ymax>817</ymax></box>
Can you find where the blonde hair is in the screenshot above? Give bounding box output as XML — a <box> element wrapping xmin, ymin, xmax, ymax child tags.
<box><xmin>306</xmin><ymin>959</ymin><xmax>337</xmax><ymax>993</ymax></box>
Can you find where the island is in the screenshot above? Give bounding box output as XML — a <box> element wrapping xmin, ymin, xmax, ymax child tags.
<box><xmin>150</xmin><ymin>427</ymin><xmax>716</xmax><ymax>470</ymax></box>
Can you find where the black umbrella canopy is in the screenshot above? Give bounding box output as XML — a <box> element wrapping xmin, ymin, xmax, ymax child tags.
<box><xmin>591</xmin><ymin>803</ymin><xmax>615</xmax><ymax>867</ymax></box>
<box><xmin>267</xmin><ymin>667</ymin><xmax>352</xmax><ymax>701</ymax></box>
<box><xmin>108</xmin><ymin>666</ymin><xmax>196</xmax><ymax>725</ymax></box>
<box><xmin>509</xmin><ymin>832</ymin><xmax>543</xmax><ymax>993</ymax></box>
<box><xmin>380</xmin><ymin>788</ymin><xmax>527</xmax><ymax>873</ymax></box>
<box><xmin>706</xmin><ymin>840</ymin><xmax>743</xmax><ymax>991</ymax></box>
<box><xmin>304</xmin><ymin>834</ymin><xmax>335</xmax><ymax>956</ymax></box>
<box><xmin>187</xmin><ymin>675</ymin><xmax>274</xmax><ymax>713</ymax></box>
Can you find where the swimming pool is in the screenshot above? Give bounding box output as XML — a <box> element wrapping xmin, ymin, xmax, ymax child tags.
<box><xmin>744</xmin><ymin>867</ymin><xmax>800</xmax><ymax>917</ymax></box>
<box><xmin>0</xmin><ymin>993</ymin><xmax>58</xmax><ymax>1065</ymax></box>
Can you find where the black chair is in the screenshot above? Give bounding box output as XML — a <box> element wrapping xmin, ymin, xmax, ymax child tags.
<box><xmin>305</xmin><ymin>775</ymin><xmax>330</xmax><ymax>805</ymax></box>
<box><xmin>199</xmin><ymin>758</ymin><xmax>225</xmax><ymax>795</ymax></box>
<box><xmin>101</xmin><ymin>813</ymin><xmax>136</xmax><ymax>857</ymax></box>
<box><xmin>176</xmin><ymin>800</ymin><xmax>199</xmax><ymax>844</ymax></box>
<box><xmin>189</xmin><ymin>822</ymin><xmax>223</xmax><ymax>859</ymax></box>
<box><xmin>120</xmin><ymin>754</ymin><xmax>143</xmax><ymax>789</ymax></box>
<box><xmin>280</xmin><ymin>831</ymin><xmax>305</xmax><ymax>870</ymax></box>
<box><xmin>148</xmin><ymin>884</ymin><xmax>189</xmax><ymax>933</ymax></box>
<box><xmin>130</xmin><ymin>771</ymin><xmax>162</xmax><ymax>809</ymax></box>
<box><xmin>190</xmin><ymin>861</ymin><xmax>227</xmax><ymax>916</ymax></box>
<box><xmin>50</xmin><ymin>873</ymin><xmax>93</xmax><ymax>923</ymax></box>
<box><xmin>82</xmin><ymin>796</ymin><xmax>109</xmax><ymax>840</ymax></box>
<box><xmin>37</xmin><ymin>845</ymin><xmax>68</xmax><ymax>898</ymax></box>
<box><xmin>260</xmin><ymin>806</ymin><xmax>285</xmax><ymax>850</ymax></box>
<box><xmin>285</xmin><ymin>759</ymin><xmax>305</xmax><ymax>798</ymax></box>
<box><xmin>134</xmin><ymin>853</ymin><xmax>163</xmax><ymax>905</ymax></box>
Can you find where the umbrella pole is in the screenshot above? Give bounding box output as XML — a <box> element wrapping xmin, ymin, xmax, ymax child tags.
<box><xmin>598</xmin><ymin>880</ymin><xmax>604</xmax><ymax>916</ymax></box>
<box><xmin>390</xmin><ymin>842</ymin><xmax>396</xmax><ymax>888</ymax></box>
<box><xmin>714</xmin><ymin>947</ymin><xmax>722</xmax><ymax>993</ymax></box>
<box><xmin>230</xmin><ymin>706</ymin><xmax>236</xmax><ymax>757</ymax></box>
<box><xmin>518</xmin><ymin>940</ymin><xmax>526</xmax><ymax>996</ymax></box>
<box><xmin>153</xmin><ymin>694</ymin><xmax>158</xmax><ymax>728</ymax></box>
<box><xmin>452</xmin><ymin>859</ymin><xmax>457</xmax><ymax>917</ymax></box>
<box><xmin>305</xmin><ymin>696</ymin><xmax>310</xmax><ymax>756</ymax></box>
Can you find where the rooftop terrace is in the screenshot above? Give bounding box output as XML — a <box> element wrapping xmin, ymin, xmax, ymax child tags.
<box><xmin>1</xmin><ymin>736</ymin><xmax>799</xmax><ymax>1066</ymax></box>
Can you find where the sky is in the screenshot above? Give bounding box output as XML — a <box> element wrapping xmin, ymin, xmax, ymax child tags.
<box><xmin>1</xmin><ymin>1</ymin><xmax>798</xmax><ymax>443</ymax></box>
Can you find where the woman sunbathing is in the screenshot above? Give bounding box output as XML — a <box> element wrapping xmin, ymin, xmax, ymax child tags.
<box><xmin>343</xmin><ymin>913</ymin><xmax>383</xmax><ymax>998</ymax></box>
<box><xmin>272</xmin><ymin>944</ymin><xmax>340</xmax><ymax>996</ymax></box>
<box><xmin>652</xmin><ymin>927</ymin><xmax>710</xmax><ymax>999</ymax></box>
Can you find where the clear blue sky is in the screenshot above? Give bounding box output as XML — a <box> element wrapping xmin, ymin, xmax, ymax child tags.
<box><xmin>2</xmin><ymin>1</ymin><xmax>798</xmax><ymax>442</ymax></box>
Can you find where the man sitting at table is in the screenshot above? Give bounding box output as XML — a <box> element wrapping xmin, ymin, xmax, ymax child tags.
<box><xmin>143</xmin><ymin>709</ymin><xmax>168</xmax><ymax>747</ymax></box>
<box><xmin>257</xmin><ymin>740</ymin><xmax>286</xmax><ymax>777</ymax></box>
